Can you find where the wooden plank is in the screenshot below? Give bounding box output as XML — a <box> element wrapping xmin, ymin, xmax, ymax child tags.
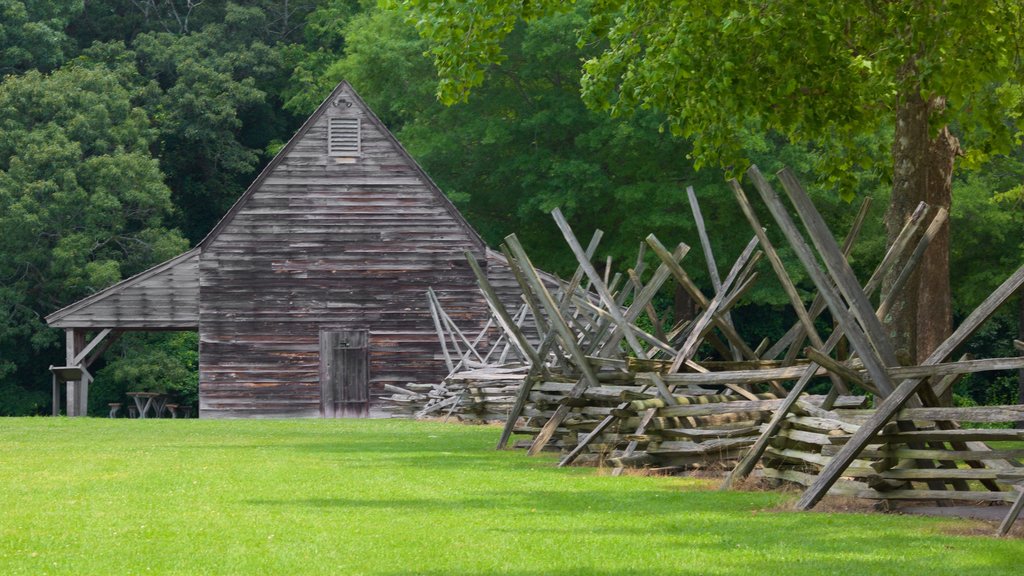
<box><xmin>645</xmin><ymin>234</ymin><xmax>757</xmax><ymax>360</ymax></box>
<box><xmin>796</xmin><ymin>263</ymin><xmax>1024</xmax><ymax>509</ymax></box>
<box><xmin>776</xmin><ymin>167</ymin><xmax>900</xmax><ymax>389</ymax></box>
<box><xmin>835</xmin><ymin>405</ymin><xmax>1024</xmax><ymax>424</ymax></box>
<box><xmin>503</xmin><ymin>234</ymin><xmax>605</xmax><ymax>455</ymax></box>
<box><xmin>687</xmin><ymin>186</ymin><xmax>740</xmax><ymax>360</ymax></box>
<box><xmin>724</xmin><ymin>175</ymin><xmax>930</xmax><ymax>489</ymax></box>
<box><xmin>669</xmin><ymin>235</ymin><xmax>760</xmax><ymax>373</ymax></box>
<box><xmin>551</xmin><ymin>208</ymin><xmax>647</xmax><ymax>358</ymax></box>
<box><xmin>997</xmin><ymin>488</ymin><xmax>1024</xmax><ymax>536</ymax></box>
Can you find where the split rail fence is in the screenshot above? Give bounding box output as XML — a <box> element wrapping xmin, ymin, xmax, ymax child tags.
<box><xmin>382</xmin><ymin>166</ymin><xmax>1024</xmax><ymax>535</ymax></box>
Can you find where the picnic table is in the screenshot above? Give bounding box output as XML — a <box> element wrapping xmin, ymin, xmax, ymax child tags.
<box><xmin>126</xmin><ymin>392</ymin><xmax>167</xmax><ymax>418</ymax></box>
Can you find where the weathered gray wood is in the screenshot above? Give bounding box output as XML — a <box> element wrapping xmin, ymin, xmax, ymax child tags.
<box><xmin>47</xmin><ymin>249</ymin><xmax>201</xmax><ymax>329</ymax></box>
<box><xmin>872</xmin><ymin>429</ymin><xmax>1024</xmax><ymax>443</ymax></box>
<box><xmin>765</xmin><ymin>201</ymin><xmax>926</xmax><ymax>360</ymax></box>
<box><xmin>465</xmin><ymin>252</ymin><xmax>548</xmax><ymax>449</ymax></box>
<box><xmin>594</xmin><ymin>243</ymin><xmax>688</xmax><ymax>357</ymax></box>
<box><xmin>669</xmin><ymin>235</ymin><xmax>760</xmax><ymax>373</ymax></box>
<box><xmin>645</xmin><ymin>234</ymin><xmax>757</xmax><ymax>360</ymax></box>
<box><xmin>796</xmin><ymin>263</ymin><xmax>1024</xmax><ymax>509</ymax></box>
<box><xmin>724</xmin><ymin>180</ymin><xmax>931</xmax><ymax>489</ymax></box>
<box><xmin>558</xmin><ymin>244</ymin><xmax>690</xmax><ymax>466</ymax></box>
<box><xmin>639</xmin><ymin>365</ymin><xmax>827</xmax><ymax>386</ymax></box>
<box><xmin>835</xmin><ymin>404</ymin><xmax>1024</xmax><ymax>424</ymax></box>
<box><xmin>551</xmin><ymin>208</ymin><xmax>647</xmax><ymax>358</ymax></box>
<box><xmin>71</xmin><ymin>329</ymin><xmax>112</xmax><ymax>366</ymax></box>
<box><xmin>775</xmin><ymin>168</ymin><xmax>900</xmax><ymax>386</ymax></box>
<box><xmin>427</xmin><ymin>290</ymin><xmax>455</xmax><ymax>372</ymax></box>
<box><xmin>687</xmin><ymin>186</ymin><xmax>740</xmax><ymax>361</ymax></box>
<box><xmin>503</xmin><ymin>234</ymin><xmax>605</xmax><ymax>455</ymax></box>
<box><xmin>730</xmin><ymin>178</ymin><xmax>850</xmax><ymax>395</ymax></box>
<box><xmin>320</xmin><ymin>330</ymin><xmax>369</xmax><ymax>418</ymax></box>
<box><xmin>997</xmin><ymin>488</ymin><xmax>1024</xmax><ymax>536</ymax></box>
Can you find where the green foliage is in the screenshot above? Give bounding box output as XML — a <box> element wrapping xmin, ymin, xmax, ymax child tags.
<box><xmin>0</xmin><ymin>0</ymin><xmax>82</xmax><ymax>73</ymax></box>
<box><xmin>400</xmin><ymin>1</ymin><xmax>1024</xmax><ymax>196</ymax></box>
<box><xmin>0</xmin><ymin>62</ymin><xmax>187</xmax><ymax>414</ymax></box>
<box><xmin>129</xmin><ymin>3</ymin><xmax>298</xmax><ymax>241</ymax></box>
<box><xmin>91</xmin><ymin>332</ymin><xmax>199</xmax><ymax>414</ymax></box>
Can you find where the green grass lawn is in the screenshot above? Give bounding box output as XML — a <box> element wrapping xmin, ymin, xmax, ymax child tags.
<box><xmin>0</xmin><ymin>418</ymin><xmax>1020</xmax><ymax>575</ymax></box>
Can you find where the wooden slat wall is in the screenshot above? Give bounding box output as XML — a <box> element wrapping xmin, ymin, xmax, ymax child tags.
<box><xmin>47</xmin><ymin>251</ymin><xmax>199</xmax><ymax>329</ymax></box>
<box><xmin>199</xmin><ymin>85</ymin><xmax>489</xmax><ymax>418</ymax></box>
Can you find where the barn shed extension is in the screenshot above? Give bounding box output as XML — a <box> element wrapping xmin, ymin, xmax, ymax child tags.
<box><xmin>46</xmin><ymin>81</ymin><xmax>526</xmax><ymax>418</ymax></box>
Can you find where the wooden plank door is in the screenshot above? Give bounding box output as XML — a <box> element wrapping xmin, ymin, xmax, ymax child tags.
<box><xmin>320</xmin><ymin>330</ymin><xmax>369</xmax><ymax>418</ymax></box>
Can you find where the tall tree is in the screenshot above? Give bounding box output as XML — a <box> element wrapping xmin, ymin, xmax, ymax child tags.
<box><xmin>0</xmin><ymin>62</ymin><xmax>187</xmax><ymax>414</ymax></box>
<box><xmin>399</xmin><ymin>0</ymin><xmax>1024</xmax><ymax>365</ymax></box>
<box><xmin>0</xmin><ymin>0</ymin><xmax>82</xmax><ymax>73</ymax></box>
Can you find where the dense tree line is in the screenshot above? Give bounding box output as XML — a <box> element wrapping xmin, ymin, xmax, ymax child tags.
<box><xmin>0</xmin><ymin>1</ymin><xmax>1020</xmax><ymax>415</ymax></box>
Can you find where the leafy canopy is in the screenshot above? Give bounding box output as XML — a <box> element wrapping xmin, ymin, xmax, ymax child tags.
<box><xmin>399</xmin><ymin>0</ymin><xmax>1024</xmax><ymax>193</ymax></box>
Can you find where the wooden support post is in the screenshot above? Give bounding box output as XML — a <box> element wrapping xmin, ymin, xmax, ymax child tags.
<box><xmin>427</xmin><ymin>289</ymin><xmax>455</xmax><ymax>373</ymax></box>
<box><xmin>504</xmin><ymin>235</ymin><xmax>605</xmax><ymax>456</ymax></box>
<box><xmin>729</xmin><ymin>179</ymin><xmax>850</xmax><ymax>395</ymax></box>
<box><xmin>669</xmin><ymin>235</ymin><xmax>760</xmax><ymax>373</ymax></box>
<box><xmin>997</xmin><ymin>487</ymin><xmax>1024</xmax><ymax>537</ymax></box>
<box><xmin>724</xmin><ymin>201</ymin><xmax>933</xmax><ymax>488</ymax></box>
<box><xmin>749</xmin><ymin>166</ymin><xmax>896</xmax><ymax>398</ymax></box>
<box><xmin>796</xmin><ymin>264</ymin><xmax>1024</xmax><ymax>510</ymax></box>
<box><xmin>557</xmin><ymin>244</ymin><xmax>689</xmax><ymax>467</ymax></box>
<box><xmin>65</xmin><ymin>329</ymin><xmax>88</xmax><ymax>417</ymax></box>
<box><xmin>552</xmin><ymin>208</ymin><xmax>648</xmax><ymax>358</ymax></box>
<box><xmin>776</xmin><ymin>168</ymin><xmax>901</xmax><ymax>377</ymax></box>
<box><xmin>687</xmin><ymin>186</ymin><xmax>740</xmax><ymax>360</ymax></box>
<box><xmin>465</xmin><ymin>252</ymin><xmax>546</xmax><ymax>450</ymax></box>
<box><xmin>646</xmin><ymin>234</ymin><xmax>758</xmax><ymax>360</ymax></box>
<box><xmin>777</xmin><ymin>168</ymin><xmax>963</xmax><ymax>491</ymax></box>
<box><xmin>51</xmin><ymin>373</ymin><xmax>60</xmax><ymax>417</ymax></box>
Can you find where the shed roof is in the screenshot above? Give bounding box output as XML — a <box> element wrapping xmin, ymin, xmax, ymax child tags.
<box><xmin>46</xmin><ymin>248</ymin><xmax>200</xmax><ymax>329</ymax></box>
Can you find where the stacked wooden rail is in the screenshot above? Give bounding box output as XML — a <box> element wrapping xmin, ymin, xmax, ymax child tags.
<box><xmin>444</xmin><ymin>165</ymin><xmax>1024</xmax><ymax>534</ymax></box>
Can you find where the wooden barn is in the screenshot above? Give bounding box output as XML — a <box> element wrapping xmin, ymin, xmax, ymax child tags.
<box><xmin>45</xmin><ymin>81</ymin><xmax>525</xmax><ymax>418</ymax></box>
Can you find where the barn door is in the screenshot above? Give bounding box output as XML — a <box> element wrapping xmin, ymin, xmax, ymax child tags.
<box><xmin>320</xmin><ymin>330</ymin><xmax>369</xmax><ymax>418</ymax></box>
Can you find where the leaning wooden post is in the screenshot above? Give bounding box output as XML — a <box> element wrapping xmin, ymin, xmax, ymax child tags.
<box><xmin>668</xmin><ymin>235</ymin><xmax>760</xmax><ymax>373</ymax></box>
<box><xmin>645</xmin><ymin>234</ymin><xmax>758</xmax><ymax>359</ymax></box>
<box><xmin>558</xmin><ymin>243</ymin><xmax>689</xmax><ymax>467</ymax></box>
<box><xmin>795</xmin><ymin>264</ymin><xmax>1024</xmax><ymax>510</ymax></box>
<box><xmin>504</xmin><ymin>235</ymin><xmax>604</xmax><ymax>455</ymax></box>
<box><xmin>724</xmin><ymin>199</ymin><xmax>933</xmax><ymax>488</ymax></box>
<box><xmin>729</xmin><ymin>179</ymin><xmax>849</xmax><ymax>395</ymax></box>
<box><xmin>777</xmin><ymin>168</ymin><xmax>901</xmax><ymax>370</ymax></box>
<box><xmin>426</xmin><ymin>289</ymin><xmax>455</xmax><ymax>373</ymax></box>
<box><xmin>687</xmin><ymin>186</ymin><xmax>740</xmax><ymax>360</ymax></box>
<box><xmin>749</xmin><ymin>166</ymin><xmax>897</xmax><ymax>395</ymax></box>
<box><xmin>464</xmin><ymin>252</ymin><xmax>546</xmax><ymax>449</ymax></box>
<box><xmin>551</xmin><ymin>208</ymin><xmax>648</xmax><ymax>359</ymax></box>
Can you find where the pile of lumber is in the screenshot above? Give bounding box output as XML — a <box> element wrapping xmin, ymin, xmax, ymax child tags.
<box><xmin>380</xmin><ymin>366</ymin><xmax>528</xmax><ymax>422</ymax></box>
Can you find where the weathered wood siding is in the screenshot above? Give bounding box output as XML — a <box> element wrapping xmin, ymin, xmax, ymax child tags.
<box><xmin>46</xmin><ymin>249</ymin><xmax>200</xmax><ymax>329</ymax></box>
<box><xmin>198</xmin><ymin>83</ymin><xmax>488</xmax><ymax>418</ymax></box>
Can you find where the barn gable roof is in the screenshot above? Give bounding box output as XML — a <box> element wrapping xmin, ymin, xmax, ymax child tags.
<box><xmin>45</xmin><ymin>248</ymin><xmax>200</xmax><ymax>329</ymax></box>
<box><xmin>45</xmin><ymin>80</ymin><xmax>492</xmax><ymax>331</ymax></box>
<box><xmin>199</xmin><ymin>80</ymin><xmax>486</xmax><ymax>252</ymax></box>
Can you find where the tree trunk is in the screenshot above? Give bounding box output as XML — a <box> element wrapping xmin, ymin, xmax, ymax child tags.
<box><xmin>673</xmin><ymin>284</ymin><xmax>697</xmax><ymax>327</ymax></box>
<box><xmin>883</xmin><ymin>91</ymin><xmax>958</xmax><ymax>388</ymax></box>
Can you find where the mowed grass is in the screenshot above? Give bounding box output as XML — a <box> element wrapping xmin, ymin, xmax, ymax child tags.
<box><xmin>0</xmin><ymin>418</ymin><xmax>1020</xmax><ymax>575</ymax></box>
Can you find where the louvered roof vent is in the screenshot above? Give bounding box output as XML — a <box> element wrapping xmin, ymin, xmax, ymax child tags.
<box><xmin>328</xmin><ymin>117</ymin><xmax>361</xmax><ymax>157</ymax></box>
